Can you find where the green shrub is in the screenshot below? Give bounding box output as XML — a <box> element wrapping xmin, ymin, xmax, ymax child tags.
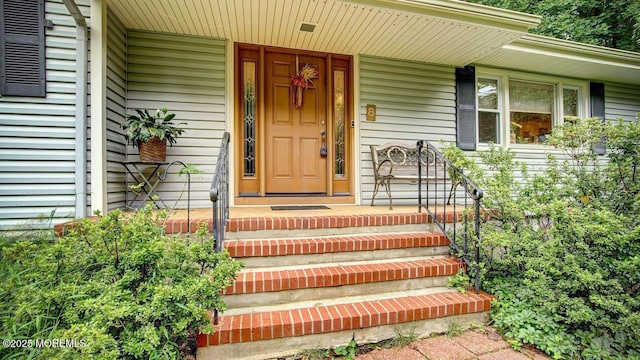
<box><xmin>455</xmin><ymin>116</ymin><xmax>640</xmax><ymax>359</ymax></box>
<box><xmin>0</xmin><ymin>204</ymin><xmax>242</xmax><ymax>359</ymax></box>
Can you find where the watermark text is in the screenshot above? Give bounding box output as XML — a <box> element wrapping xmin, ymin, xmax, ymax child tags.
<box><xmin>2</xmin><ymin>338</ymin><xmax>87</xmax><ymax>349</ymax></box>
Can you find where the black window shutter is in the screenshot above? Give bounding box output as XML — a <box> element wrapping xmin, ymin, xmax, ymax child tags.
<box><xmin>0</xmin><ymin>0</ymin><xmax>46</xmax><ymax>97</ymax></box>
<box><xmin>456</xmin><ymin>66</ymin><xmax>476</xmax><ymax>151</ymax></box>
<box><xmin>590</xmin><ymin>82</ymin><xmax>606</xmax><ymax>155</ymax></box>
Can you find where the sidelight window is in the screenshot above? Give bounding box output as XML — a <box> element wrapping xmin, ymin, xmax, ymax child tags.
<box><xmin>242</xmin><ymin>61</ymin><xmax>256</xmax><ymax>177</ymax></box>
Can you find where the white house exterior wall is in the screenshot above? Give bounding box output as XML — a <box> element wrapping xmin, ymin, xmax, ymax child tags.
<box><xmin>358</xmin><ymin>55</ymin><xmax>457</xmax><ymax>206</ymax></box>
<box><xmin>124</xmin><ymin>31</ymin><xmax>227</xmax><ymax>209</ymax></box>
<box><xmin>605</xmin><ymin>82</ymin><xmax>640</xmax><ymax>122</ymax></box>
<box><xmin>0</xmin><ymin>0</ymin><xmax>89</xmax><ymax>230</ymax></box>
<box><xmin>105</xmin><ymin>10</ymin><xmax>127</xmax><ymax>211</ymax></box>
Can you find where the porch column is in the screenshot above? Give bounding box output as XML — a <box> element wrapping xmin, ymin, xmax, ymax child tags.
<box><xmin>353</xmin><ymin>54</ymin><xmax>362</xmax><ymax>205</ymax></box>
<box><xmin>89</xmin><ymin>0</ymin><xmax>108</xmax><ymax>214</ymax></box>
<box><xmin>226</xmin><ymin>39</ymin><xmax>235</xmax><ymax>207</ymax></box>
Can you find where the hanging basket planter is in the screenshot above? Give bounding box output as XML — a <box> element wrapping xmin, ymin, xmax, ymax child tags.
<box><xmin>291</xmin><ymin>63</ymin><xmax>318</xmax><ymax>108</ymax></box>
<box><xmin>138</xmin><ymin>137</ymin><xmax>167</xmax><ymax>162</ymax></box>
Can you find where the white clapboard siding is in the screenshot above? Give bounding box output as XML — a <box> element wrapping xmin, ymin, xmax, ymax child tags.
<box><xmin>105</xmin><ymin>10</ymin><xmax>128</xmax><ymax>211</ymax></box>
<box><xmin>125</xmin><ymin>31</ymin><xmax>226</xmax><ymax>209</ymax></box>
<box><xmin>605</xmin><ymin>82</ymin><xmax>640</xmax><ymax>122</ymax></box>
<box><xmin>359</xmin><ymin>55</ymin><xmax>456</xmax><ymax>205</ymax></box>
<box><xmin>0</xmin><ymin>0</ymin><xmax>89</xmax><ymax>230</ymax></box>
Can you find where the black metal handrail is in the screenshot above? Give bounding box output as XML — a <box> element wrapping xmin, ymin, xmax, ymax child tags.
<box><xmin>417</xmin><ymin>140</ymin><xmax>483</xmax><ymax>293</ymax></box>
<box><xmin>209</xmin><ymin>132</ymin><xmax>230</xmax><ymax>253</ymax></box>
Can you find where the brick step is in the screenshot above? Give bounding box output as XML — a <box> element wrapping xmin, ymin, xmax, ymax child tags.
<box><xmin>227</xmin><ymin>256</ymin><xmax>459</xmax><ymax>295</ymax></box>
<box><xmin>224</xmin><ymin>257</ymin><xmax>461</xmax><ymax>308</ymax></box>
<box><xmin>227</xmin><ymin>212</ymin><xmax>431</xmax><ymax>232</ymax></box>
<box><xmin>196</xmin><ymin>289</ymin><xmax>492</xmax><ymax>359</ymax></box>
<box><xmin>163</xmin><ymin>211</ymin><xmax>464</xmax><ymax>236</ymax></box>
<box><xmin>225</xmin><ymin>231</ymin><xmax>450</xmax><ymax>267</ymax></box>
<box><xmin>164</xmin><ymin>212</ymin><xmax>441</xmax><ymax>235</ymax></box>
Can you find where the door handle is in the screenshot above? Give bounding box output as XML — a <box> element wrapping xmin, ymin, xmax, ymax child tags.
<box><xmin>320</xmin><ymin>130</ymin><xmax>327</xmax><ymax>157</ymax></box>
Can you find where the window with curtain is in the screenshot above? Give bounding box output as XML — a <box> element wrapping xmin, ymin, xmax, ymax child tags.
<box><xmin>509</xmin><ymin>80</ymin><xmax>555</xmax><ymax>145</ymax></box>
<box><xmin>476</xmin><ymin>74</ymin><xmax>586</xmax><ymax>147</ymax></box>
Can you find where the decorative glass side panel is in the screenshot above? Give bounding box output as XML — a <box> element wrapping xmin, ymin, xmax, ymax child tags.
<box><xmin>243</xmin><ymin>61</ymin><xmax>256</xmax><ymax>177</ymax></box>
<box><xmin>334</xmin><ymin>70</ymin><xmax>346</xmax><ymax>178</ymax></box>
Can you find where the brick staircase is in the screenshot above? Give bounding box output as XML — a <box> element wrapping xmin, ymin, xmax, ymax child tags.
<box><xmin>186</xmin><ymin>211</ymin><xmax>491</xmax><ymax>360</ymax></box>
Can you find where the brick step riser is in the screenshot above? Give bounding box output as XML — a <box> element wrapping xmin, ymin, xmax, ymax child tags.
<box><xmin>198</xmin><ymin>291</ymin><xmax>493</xmax><ymax>350</ymax></box>
<box><xmin>226</xmin><ymin>213</ymin><xmax>432</xmax><ymax>233</ymax></box>
<box><xmin>198</xmin><ymin>312</ymin><xmax>486</xmax><ymax>360</ymax></box>
<box><xmin>164</xmin><ymin>211</ymin><xmax>463</xmax><ymax>236</ymax></box>
<box><xmin>236</xmin><ymin>245</ymin><xmax>450</xmax><ymax>268</ymax></box>
<box><xmin>225</xmin><ymin>223</ymin><xmax>441</xmax><ymax>240</ymax></box>
<box><xmin>225</xmin><ymin>276</ymin><xmax>450</xmax><ymax>310</ymax></box>
<box><xmin>226</xmin><ymin>258</ymin><xmax>460</xmax><ymax>297</ymax></box>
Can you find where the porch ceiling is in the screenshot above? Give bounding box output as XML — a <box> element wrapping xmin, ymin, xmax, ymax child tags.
<box><xmin>106</xmin><ymin>0</ymin><xmax>540</xmax><ymax>66</ymax></box>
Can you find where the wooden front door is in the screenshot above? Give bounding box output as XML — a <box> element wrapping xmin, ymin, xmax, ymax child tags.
<box><xmin>265</xmin><ymin>52</ymin><xmax>327</xmax><ymax>194</ymax></box>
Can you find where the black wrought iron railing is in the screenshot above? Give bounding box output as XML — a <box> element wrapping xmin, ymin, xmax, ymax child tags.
<box><xmin>417</xmin><ymin>140</ymin><xmax>483</xmax><ymax>293</ymax></box>
<box><xmin>210</xmin><ymin>132</ymin><xmax>230</xmax><ymax>253</ymax></box>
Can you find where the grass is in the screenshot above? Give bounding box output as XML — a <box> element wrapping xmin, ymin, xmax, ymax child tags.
<box><xmin>388</xmin><ymin>324</ymin><xmax>418</xmax><ymax>348</ymax></box>
<box><xmin>446</xmin><ymin>321</ymin><xmax>465</xmax><ymax>338</ymax></box>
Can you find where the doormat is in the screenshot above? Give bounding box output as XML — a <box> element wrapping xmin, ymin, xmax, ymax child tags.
<box><xmin>271</xmin><ymin>205</ymin><xmax>330</xmax><ymax>211</ymax></box>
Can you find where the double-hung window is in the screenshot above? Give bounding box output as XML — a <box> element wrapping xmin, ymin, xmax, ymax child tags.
<box><xmin>476</xmin><ymin>72</ymin><xmax>586</xmax><ymax>147</ymax></box>
<box><xmin>477</xmin><ymin>77</ymin><xmax>501</xmax><ymax>144</ymax></box>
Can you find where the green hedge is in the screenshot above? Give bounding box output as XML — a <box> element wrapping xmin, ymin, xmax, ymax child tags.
<box><xmin>448</xmin><ymin>116</ymin><xmax>640</xmax><ymax>359</ymax></box>
<box><xmin>0</xmin><ymin>204</ymin><xmax>242</xmax><ymax>359</ymax></box>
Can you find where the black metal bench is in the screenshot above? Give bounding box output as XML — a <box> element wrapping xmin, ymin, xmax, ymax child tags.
<box><xmin>370</xmin><ymin>142</ymin><xmax>454</xmax><ymax>209</ymax></box>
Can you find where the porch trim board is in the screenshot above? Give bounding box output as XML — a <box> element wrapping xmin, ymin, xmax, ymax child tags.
<box><xmin>341</xmin><ymin>0</ymin><xmax>541</xmax><ymax>31</ymax></box>
<box><xmin>90</xmin><ymin>0</ymin><xmax>108</xmax><ymax>215</ymax></box>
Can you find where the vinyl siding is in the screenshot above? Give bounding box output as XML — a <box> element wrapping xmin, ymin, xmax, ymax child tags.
<box><xmin>359</xmin><ymin>56</ymin><xmax>456</xmax><ymax>205</ymax></box>
<box><xmin>125</xmin><ymin>31</ymin><xmax>226</xmax><ymax>209</ymax></box>
<box><xmin>0</xmin><ymin>0</ymin><xmax>89</xmax><ymax>230</ymax></box>
<box><xmin>605</xmin><ymin>82</ymin><xmax>640</xmax><ymax>122</ymax></box>
<box><xmin>105</xmin><ymin>10</ymin><xmax>127</xmax><ymax>210</ymax></box>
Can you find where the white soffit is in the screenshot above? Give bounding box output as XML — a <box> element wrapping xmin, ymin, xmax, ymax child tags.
<box><xmin>476</xmin><ymin>34</ymin><xmax>640</xmax><ymax>84</ymax></box>
<box><xmin>106</xmin><ymin>0</ymin><xmax>540</xmax><ymax>66</ymax></box>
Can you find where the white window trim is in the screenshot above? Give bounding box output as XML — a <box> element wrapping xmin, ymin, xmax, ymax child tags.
<box><xmin>477</xmin><ymin>75</ymin><xmax>502</xmax><ymax>145</ymax></box>
<box><xmin>475</xmin><ymin>67</ymin><xmax>589</xmax><ymax>151</ymax></box>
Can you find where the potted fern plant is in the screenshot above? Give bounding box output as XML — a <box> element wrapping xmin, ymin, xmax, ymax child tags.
<box><xmin>122</xmin><ymin>107</ymin><xmax>185</xmax><ymax>162</ymax></box>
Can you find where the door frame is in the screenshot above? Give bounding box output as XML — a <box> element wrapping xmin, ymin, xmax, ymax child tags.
<box><xmin>233</xmin><ymin>43</ymin><xmax>354</xmax><ymax>203</ymax></box>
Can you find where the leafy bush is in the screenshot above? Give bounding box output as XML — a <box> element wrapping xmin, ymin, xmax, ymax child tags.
<box><xmin>0</xmin><ymin>204</ymin><xmax>242</xmax><ymax>359</ymax></box>
<box><xmin>454</xmin><ymin>116</ymin><xmax>640</xmax><ymax>359</ymax></box>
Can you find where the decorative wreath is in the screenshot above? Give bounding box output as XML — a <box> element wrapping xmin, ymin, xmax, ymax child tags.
<box><xmin>291</xmin><ymin>64</ymin><xmax>318</xmax><ymax>108</ymax></box>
